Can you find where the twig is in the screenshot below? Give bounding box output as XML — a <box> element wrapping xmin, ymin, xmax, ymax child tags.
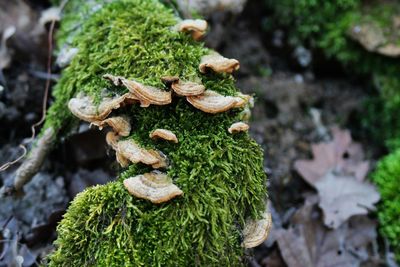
<box><xmin>0</xmin><ymin>2</ymin><xmax>65</xmax><ymax>172</ymax></box>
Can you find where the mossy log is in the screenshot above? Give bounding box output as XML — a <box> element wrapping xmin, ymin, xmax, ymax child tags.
<box><xmin>18</xmin><ymin>0</ymin><xmax>271</xmax><ymax>266</ymax></box>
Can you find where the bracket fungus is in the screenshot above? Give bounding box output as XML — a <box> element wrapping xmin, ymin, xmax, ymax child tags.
<box><xmin>123</xmin><ymin>171</ymin><xmax>183</xmax><ymax>204</ymax></box>
<box><xmin>171</xmin><ymin>79</ymin><xmax>206</xmax><ymax>96</ymax></box>
<box><xmin>116</xmin><ymin>139</ymin><xmax>167</xmax><ymax>168</ymax></box>
<box><xmin>187</xmin><ymin>90</ymin><xmax>249</xmax><ymax>114</ymax></box>
<box><xmin>228</xmin><ymin>122</ymin><xmax>249</xmax><ymax>134</ymax></box>
<box><xmin>176</xmin><ymin>19</ymin><xmax>208</xmax><ymax>40</ymax></box>
<box><xmin>104</xmin><ymin>74</ymin><xmax>172</xmax><ymax>107</ymax></box>
<box><xmin>199</xmin><ymin>53</ymin><xmax>240</xmax><ymax>74</ymax></box>
<box><xmin>68</xmin><ymin>92</ymin><xmax>130</xmax><ymax>122</ymax></box>
<box><xmin>150</xmin><ymin>129</ymin><xmax>178</xmax><ymax>143</ymax></box>
<box><xmin>242</xmin><ymin>212</ymin><xmax>272</xmax><ymax>248</ymax></box>
<box><xmin>92</xmin><ymin>116</ymin><xmax>131</xmax><ymax>137</ymax></box>
<box><xmin>105</xmin><ymin>131</ymin><xmax>120</xmax><ymax>150</ymax></box>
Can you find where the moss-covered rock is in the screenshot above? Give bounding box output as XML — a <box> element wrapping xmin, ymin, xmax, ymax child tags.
<box><xmin>372</xmin><ymin>149</ymin><xmax>400</xmax><ymax>261</ymax></box>
<box><xmin>45</xmin><ymin>0</ymin><xmax>267</xmax><ymax>266</ymax></box>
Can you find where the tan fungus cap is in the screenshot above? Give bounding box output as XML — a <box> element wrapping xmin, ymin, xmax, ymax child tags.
<box><xmin>242</xmin><ymin>212</ymin><xmax>272</xmax><ymax>248</ymax></box>
<box><xmin>123</xmin><ymin>171</ymin><xmax>183</xmax><ymax>204</ymax></box>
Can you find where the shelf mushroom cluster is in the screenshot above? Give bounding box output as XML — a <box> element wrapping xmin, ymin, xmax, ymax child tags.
<box><xmin>66</xmin><ymin>18</ymin><xmax>270</xmax><ymax>247</ymax></box>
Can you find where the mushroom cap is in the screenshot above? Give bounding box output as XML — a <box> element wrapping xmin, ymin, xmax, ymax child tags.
<box><xmin>228</xmin><ymin>122</ymin><xmax>249</xmax><ymax>134</ymax></box>
<box><xmin>104</xmin><ymin>74</ymin><xmax>172</xmax><ymax>107</ymax></box>
<box><xmin>123</xmin><ymin>171</ymin><xmax>183</xmax><ymax>204</ymax></box>
<box><xmin>68</xmin><ymin>92</ymin><xmax>130</xmax><ymax>122</ymax></box>
<box><xmin>105</xmin><ymin>131</ymin><xmax>120</xmax><ymax>150</ymax></box>
<box><xmin>176</xmin><ymin>19</ymin><xmax>208</xmax><ymax>40</ymax></box>
<box><xmin>117</xmin><ymin>139</ymin><xmax>167</xmax><ymax>168</ymax></box>
<box><xmin>199</xmin><ymin>53</ymin><xmax>240</xmax><ymax>74</ymax></box>
<box><xmin>171</xmin><ymin>80</ymin><xmax>205</xmax><ymax>96</ymax></box>
<box><xmin>187</xmin><ymin>90</ymin><xmax>240</xmax><ymax>114</ymax></box>
<box><xmin>116</xmin><ymin>151</ymin><xmax>130</xmax><ymax>168</ymax></box>
<box><xmin>242</xmin><ymin>212</ymin><xmax>272</xmax><ymax>248</ymax></box>
<box><xmin>150</xmin><ymin>129</ymin><xmax>178</xmax><ymax>143</ymax></box>
<box><xmin>92</xmin><ymin>116</ymin><xmax>131</xmax><ymax>137</ymax></box>
<box><xmin>233</xmin><ymin>93</ymin><xmax>251</xmax><ymax>108</ymax></box>
<box><xmin>122</xmin><ymin>79</ymin><xmax>172</xmax><ymax>106</ymax></box>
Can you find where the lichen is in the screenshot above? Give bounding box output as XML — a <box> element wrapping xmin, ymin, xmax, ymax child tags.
<box><xmin>45</xmin><ymin>0</ymin><xmax>267</xmax><ymax>266</ymax></box>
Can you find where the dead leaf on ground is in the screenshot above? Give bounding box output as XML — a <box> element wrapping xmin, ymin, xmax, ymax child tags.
<box><xmin>315</xmin><ymin>172</ymin><xmax>380</xmax><ymax>229</ymax></box>
<box><xmin>294</xmin><ymin>127</ymin><xmax>369</xmax><ymax>185</ymax></box>
<box><xmin>275</xmin><ymin>196</ymin><xmax>379</xmax><ymax>267</ymax></box>
<box><xmin>294</xmin><ymin>127</ymin><xmax>379</xmax><ymax>228</ymax></box>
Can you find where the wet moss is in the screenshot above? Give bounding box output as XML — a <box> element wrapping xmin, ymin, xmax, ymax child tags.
<box><xmin>46</xmin><ymin>0</ymin><xmax>267</xmax><ymax>266</ymax></box>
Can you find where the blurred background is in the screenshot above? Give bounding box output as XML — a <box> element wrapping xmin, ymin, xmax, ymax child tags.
<box><xmin>0</xmin><ymin>0</ymin><xmax>399</xmax><ymax>266</ymax></box>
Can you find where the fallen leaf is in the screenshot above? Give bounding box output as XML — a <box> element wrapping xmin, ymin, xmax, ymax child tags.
<box><xmin>316</xmin><ymin>172</ymin><xmax>380</xmax><ymax>229</ymax></box>
<box><xmin>276</xmin><ymin>196</ymin><xmax>378</xmax><ymax>267</ymax></box>
<box><xmin>294</xmin><ymin>127</ymin><xmax>369</xmax><ymax>185</ymax></box>
<box><xmin>294</xmin><ymin>127</ymin><xmax>379</xmax><ymax>228</ymax></box>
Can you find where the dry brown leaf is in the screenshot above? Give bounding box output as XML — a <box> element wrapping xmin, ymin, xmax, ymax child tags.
<box><xmin>276</xmin><ymin>196</ymin><xmax>378</xmax><ymax>267</ymax></box>
<box><xmin>315</xmin><ymin>172</ymin><xmax>380</xmax><ymax>229</ymax></box>
<box><xmin>294</xmin><ymin>127</ymin><xmax>379</xmax><ymax>228</ymax></box>
<box><xmin>294</xmin><ymin>127</ymin><xmax>369</xmax><ymax>185</ymax></box>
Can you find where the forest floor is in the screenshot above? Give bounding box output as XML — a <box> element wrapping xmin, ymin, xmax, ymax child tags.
<box><xmin>0</xmin><ymin>1</ymin><xmax>395</xmax><ymax>266</ymax></box>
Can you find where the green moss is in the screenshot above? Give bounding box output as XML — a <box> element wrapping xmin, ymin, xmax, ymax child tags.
<box><xmin>372</xmin><ymin>149</ymin><xmax>400</xmax><ymax>261</ymax></box>
<box><xmin>46</xmin><ymin>0</ymin><xmax>267</xmax><ymax>266</ymax></box>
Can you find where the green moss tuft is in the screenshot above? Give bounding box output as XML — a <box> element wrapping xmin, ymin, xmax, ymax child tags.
<box><xmin>372</xmin><ymin>149</ymin><xmax>400</xmax><ymax>261</ymax></box>
<box><xmin>46</xmin><ymin>0</ymin><xmax>267</xmax><ymax>266</ymax></box>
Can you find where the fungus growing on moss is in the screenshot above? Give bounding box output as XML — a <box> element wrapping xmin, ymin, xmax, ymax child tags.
<box><xmin>228</xmin><ymin>122</ymin><xmax>249</xmax><ymax>134</ymax></box>
<box><xmin>116</xmin><ymin>139</ymin><xmax>168</xmax><ymax>169</ymax></box>
<box><xmin>92</xmin><ymin>116</ymin><xmax>131</xmax><ymax>136</ymax></box>
<box><xmin>4</xmin><ymin>0</ymin><xmax>270</xmax><ymax>265</ymax></box>
<box><xmin>104</xmin><ymin>74</ymin><xmax>172</xmax><ymax>107</ymax></box>
<box><xmin>171</xmin><ymin>79</ymin><xmax>206</xmax><ymax>96</ymax></box>
<box><xmin>123</xmin><ymin>171</ymin><xmax>183</xmax><ymax>204</ymax></box>
<box><xmin>176</xmin><ymin>19</ymin><xmax>208</xmax><ymax>40</ymax></box>
<box><xmin>150</xmin><ymin>129</ymin><xmax>178</xmax><ymax>143</ymax></box>
<box><xmin>199</xmin><ymin>53</ymin><xmax>240</xmax><ymax>74</ymax></box>
<box><xmin>68</xmin><ymin>92</ymin><xmax>130</xmax><ymax>122</ymax></box>
<box><xmin>242</xmin><ymin>212</ymin><xmax>272</xmax><ymax>248</ymax></box>
<box><xmin>187</xmin><ymin>90</ymin><xmax>248</xmax><ymax>113</ymax></box>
